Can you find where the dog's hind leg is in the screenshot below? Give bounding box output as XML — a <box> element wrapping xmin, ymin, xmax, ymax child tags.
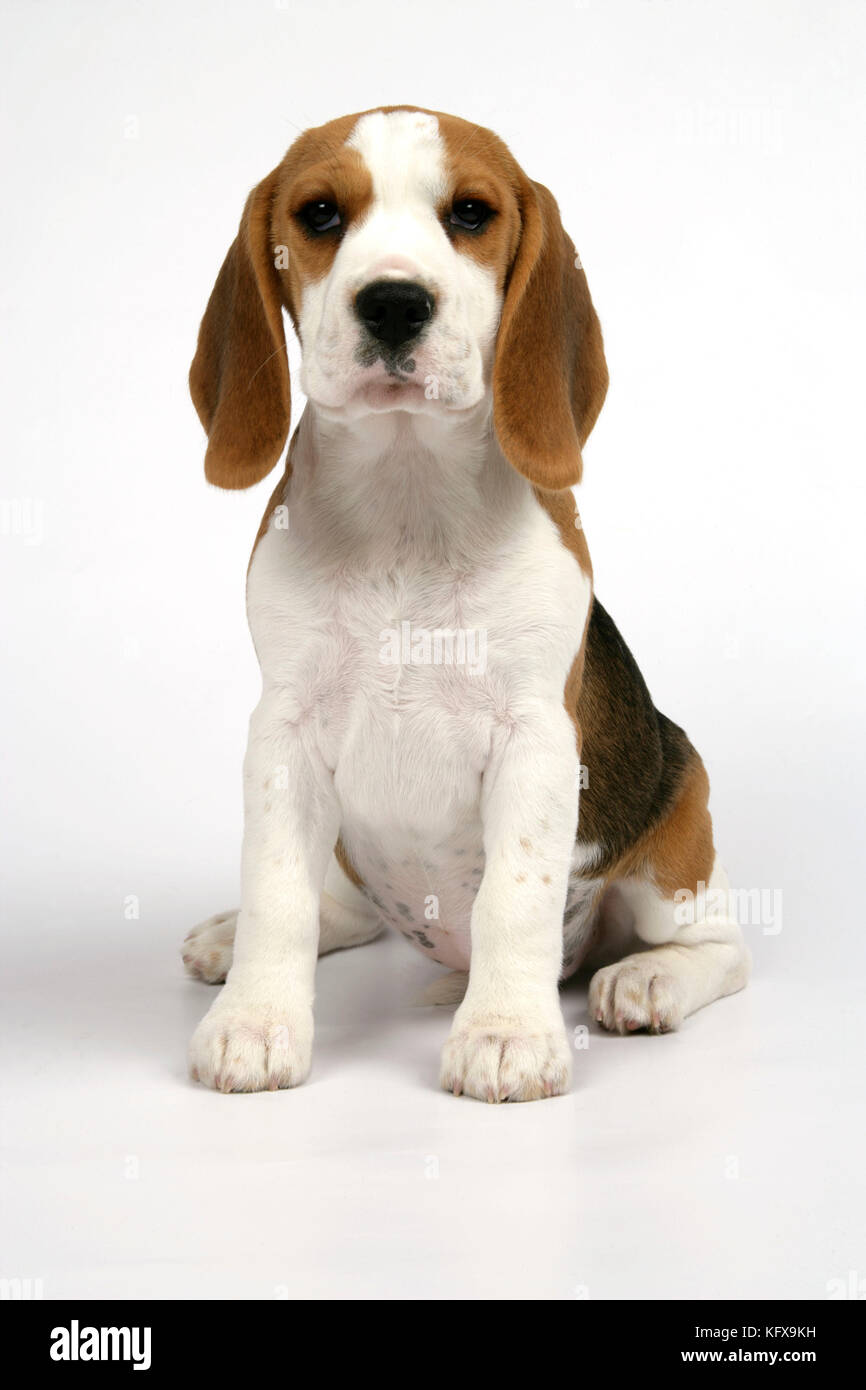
<box><xmin>182</xmin><ymin>855</ymin><xmax>382</xmax><ymax>983</ymax></box>
<box><xmin>588</xmin><ymin>754</ymin><xmax>750</xmax><ymax>1033</ymax></box>
<box><xmin>589</xmin><ymin>859</ymin><xmax>750</xmax><ymax>1033</ymax></box>
<box><xmin>317</xmin><ymin>854</ymin><xmax>383</xmax><ymax>954</ymax></box>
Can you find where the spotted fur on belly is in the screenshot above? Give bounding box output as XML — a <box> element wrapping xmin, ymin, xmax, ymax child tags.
<box><xmin>348</xmin><ymin>829</ymin><xmax>483</xmax><ymax>970</ymax></box>
<box><xmin>348</xmin><ymin>830</ymin><xmax>604</xmax><ymax>975</ymax></box>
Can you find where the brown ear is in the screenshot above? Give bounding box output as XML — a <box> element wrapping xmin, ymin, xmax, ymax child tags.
<box><xmin>189</xmin><ymin>170</ymin><xmax>290</xmax><ymax>490</ymax></box>
<box><xmin>493</xmin><ymin>178</ymin><xmax>608</xmax><ymax>491</ymax></box>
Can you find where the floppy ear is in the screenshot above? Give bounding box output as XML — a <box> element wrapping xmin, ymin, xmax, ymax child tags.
<box><xmin>189</xmin><ymin>169</ymin><xmax>291</xmax><ymax>489</ymax></box>
<box><xmin>493</xmin><ymin>178</ymin><xmax>608</xmax><ymax>491</ymax></box>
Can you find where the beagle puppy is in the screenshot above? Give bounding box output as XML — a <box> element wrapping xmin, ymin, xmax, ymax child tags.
<box><xmin>183</xmin><ymin>106</ymin><xmax>750</xmax><ymax>1102</ymax></box>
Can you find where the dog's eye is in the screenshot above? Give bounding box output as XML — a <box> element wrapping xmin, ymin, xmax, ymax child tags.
<box><xmin>449</xmin><ymin>199</ymin><xmax>493</xmax><ymax>232</ymax></box>
<box><xmin>300</xmin><ymin>200</ymin><xmax>341</xmax><ymax>233</ymax></box>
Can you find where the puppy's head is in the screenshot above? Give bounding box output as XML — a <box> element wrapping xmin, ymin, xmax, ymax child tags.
<box><xmin>190</xmin><ymin>106</ymin><xmax>607</xmax><ymax>491</ymax></box>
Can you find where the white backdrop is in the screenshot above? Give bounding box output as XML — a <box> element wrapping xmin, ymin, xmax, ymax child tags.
<box><xmin>1</xmin><ymin>0</ymin><xmax>864</xmax><ymax>1301</ymax></box>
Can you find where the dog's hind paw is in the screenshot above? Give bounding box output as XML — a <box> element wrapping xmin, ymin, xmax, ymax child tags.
<box><xmin>182</xmin><ymin>910</ymin><xmax>237</xmax><ymax>984</ymax></box>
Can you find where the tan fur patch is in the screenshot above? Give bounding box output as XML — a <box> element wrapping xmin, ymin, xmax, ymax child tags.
<box><xmin>334</xmin><ymin>835</ymin><xmax>365</xmax><ymax>890</ymax></box>
<box><xmin>531</xmin><ymin>486</ymin><xmax>593</xmax><ymax>750</ymax></box>
<box><xmin>604</xmin><ymin>750</ymin><xmax>715</xmax><ymax>900</ymax></box>
<box><xmin>434</xmin><ymin>114</ymin><xmax>523</xmax><ymax>285</ymax></box>
<box><xmin>270</xmin><ymin>124</ymin><xmax>374</xmax><ymax>331</ymax></box>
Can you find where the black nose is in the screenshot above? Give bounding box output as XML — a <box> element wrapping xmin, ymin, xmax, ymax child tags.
<box><xmin>355</xmin><ymin>280</ymin><xmax>434</xmax><ymax>351</ymax></box>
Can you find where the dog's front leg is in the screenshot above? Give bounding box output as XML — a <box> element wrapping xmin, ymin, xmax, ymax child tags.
<box><xmin>189</xmin><ymin>689</ymin><xmax>339</xmax><ymax>1093</ymax></box>
<box><xmin>440</xmin><ymin>709</ymin><xmax>578</xmax><ymax>1102</ymax></box>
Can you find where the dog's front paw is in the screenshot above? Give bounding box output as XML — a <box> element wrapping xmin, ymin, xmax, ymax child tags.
<box><xmin>589</xmin><ymin>955</ymin><xmax>685</xmax><ymax>1034</ymax></box>
<box><xmin>182</xmin><ymin>910</ymin><xmax>237</xmax><ymax>983</ymax></box>
<box><xmin>189</xmin><ymin>992</ymin><xmax>313</xmax><ymax>1093</ymax></box>
<box><xmin>440</xmin><ymin>1015</ymin><xmax>572</xmax><ymax>1103</ymax></box>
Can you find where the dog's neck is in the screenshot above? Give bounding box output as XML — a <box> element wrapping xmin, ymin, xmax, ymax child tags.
<box><xmin>287</xmin><ymin>397</ymin><xmax>530</xmax><ymax>570</ymax></box>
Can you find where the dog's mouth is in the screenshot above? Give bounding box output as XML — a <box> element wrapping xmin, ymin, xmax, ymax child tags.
<box><xmin>309</xmin><ymin>330</ymin><xmax>479</xmax><ymax>416</ymax></box>
<box><xmin>350</xmin><ymin>341</ymin><xmax>430</xmax><ymax>411</ymax></box>
<box><xmin>357</xmin><ymin>373</ymin><xmax>427</xmax><ymax>412</ymax></box>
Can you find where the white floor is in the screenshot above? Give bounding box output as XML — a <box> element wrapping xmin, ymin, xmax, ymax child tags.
<box><xmin>2</xmin><ymin>891</ymin><xmax>862</xmax><ymax>1301</ymax></box>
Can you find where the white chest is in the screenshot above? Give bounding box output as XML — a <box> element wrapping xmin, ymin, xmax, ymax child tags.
<box><xmin>245</xmin><ymin>454</ymin><xmax>590</xmax><ymax>969</ymax></box>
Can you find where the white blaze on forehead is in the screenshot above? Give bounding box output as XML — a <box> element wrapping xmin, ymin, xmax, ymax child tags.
<box><xmin>347</xmin><ymin>109</ymin><xmax>448</xmax><ymax>214</ymax></box>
